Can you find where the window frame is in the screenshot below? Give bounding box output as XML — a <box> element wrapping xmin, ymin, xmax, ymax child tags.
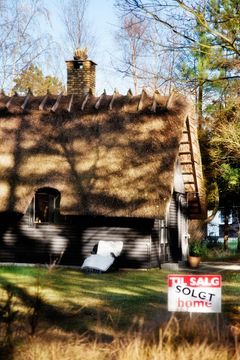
<box><xmin>27</xmin><ymin>188</ymin><xmax>61</xmax><ymax>226</ymax></box>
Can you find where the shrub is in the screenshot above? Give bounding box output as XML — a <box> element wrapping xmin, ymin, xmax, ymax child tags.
<box><xmin>189</xmin><ymin>241</ymin><xmax>205</xmax><ymax>257</ymax></box>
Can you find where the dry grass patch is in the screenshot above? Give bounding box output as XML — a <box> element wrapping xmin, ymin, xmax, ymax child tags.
<box><xmin>11</xmin><ymin>317</ymin><xmax>239</xmax><ymax>360</ymax></box>
<box><xmin>0</xmin><ymin>266</ymin><xmax>239</xmax><ymax>359</ymax></box>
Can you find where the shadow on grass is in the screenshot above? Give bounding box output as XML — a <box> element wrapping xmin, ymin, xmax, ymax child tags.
<box><xmin>0</xmin><ymin>269</ymin><xmax>168</xmax><ymax>347</ymax></box>
<box><xmin>0</xmin><ymin>268</ymin><xmax>239</xmax><ymax>360</ymax></box>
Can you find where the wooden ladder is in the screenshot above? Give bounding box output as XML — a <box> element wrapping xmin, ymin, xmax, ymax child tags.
<box><xmin>179</xmin><ymin>117</ymin><xmax>202</xmax><ymax>218</ymax></box>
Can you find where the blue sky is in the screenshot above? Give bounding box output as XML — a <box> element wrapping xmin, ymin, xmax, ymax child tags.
<box><xmin>46</xmin><ymin>0</ymin><xmax>128</xmax><ymax>95</ymax></box>
<box><xmin>87</xmin><ymin>0</ymin><xmax>126</xmax><ymax>94</ymax></box>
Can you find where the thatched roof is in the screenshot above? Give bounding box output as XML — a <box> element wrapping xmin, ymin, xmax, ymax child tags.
<box><xmin>0</xmin><ymin>90</ymin><xmax>205</xmax><ymax>219</ymax></box>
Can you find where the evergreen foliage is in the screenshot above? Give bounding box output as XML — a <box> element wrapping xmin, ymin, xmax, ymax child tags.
<box><xmin>13</xmin><ymin>64</ymin><xmax>65</xmax><ymax>96</ymax></box>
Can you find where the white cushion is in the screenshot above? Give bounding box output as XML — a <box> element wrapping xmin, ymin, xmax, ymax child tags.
<box><xmin>97</xmin><ymin>240</ymin><xmax>123</xmax><ymax>257</ymax></box>
<box><xmin>81</xmin><ymin>254</ymin><xmax>114</xmax><ymax>272</ymax></box>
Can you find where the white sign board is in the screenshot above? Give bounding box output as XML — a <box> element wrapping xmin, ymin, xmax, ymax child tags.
<box><xmin>168</xmin><ymin>275</ymin><xmax>222</xmax><ymax>313</ymax></box>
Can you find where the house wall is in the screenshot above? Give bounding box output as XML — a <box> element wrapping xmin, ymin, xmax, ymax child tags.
<box><xmin>166</xmin><ymin>192</ymin><xmax>188</xmax><ymax>262</ymax></box>
<box><xmin>0</xmin><ymin>195</ymin><xmax>186</xmax><ymax>269</ymax></box>
<box><xmin>207</xmin><ymin>207</ymin><xmax>240</xmax><ymax>239</ymax></box>
<box><xmin>0</xmin><ymin>214</ymin><xmax>155</xmax><ymax>268</ymax></box>
<box><xmin>0</xmin><ymin>211</ymin><xmax>179</xmax><ymax>269</ymax></box>
<box><xmin>150</xmin><ymin>219</ymin><xmax>170</xmax><ymax>267</ymax></box>
<box><xmin>166</xmin><ymin>161</ymin><xmax>188</xmax><ymax>262</ymax></box>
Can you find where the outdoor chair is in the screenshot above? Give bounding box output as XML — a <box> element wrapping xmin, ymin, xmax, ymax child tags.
<box><xmin>81</xmin><ymin>240</ymin><xmax>123</xmax><ymax>273</ymax></box>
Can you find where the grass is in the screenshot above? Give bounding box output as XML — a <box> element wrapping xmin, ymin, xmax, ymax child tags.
<box><xmin>203</xmin><ymin>247</ymin><xmax>240</xmax><ymax>262</ymax></box>
<box><xmin>0</xmin><ymin>267</ymin><xmax>168</xmax><ymax>334</ymax></box>
<box><xmin>0</xmin><ymin>266</ymin><xmax>239</xmax><ymax>359</ymax></box>
<box><xmin>203</xmin><ymin>239</ymin><xmax>240</xmax><ymax>262</ymax></box>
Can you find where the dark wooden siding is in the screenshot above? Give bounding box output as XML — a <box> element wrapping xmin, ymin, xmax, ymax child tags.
<box><xmin>166</xmin><ymin>194</ymin><xmax>178</xmax><ymax>262</ymax></box>
<box><xmin>150</xmin><ymin>219</ymin><xmax>170</xmax><ymax>268</ymax></box>
<box><xmin>150</xmin><ymin>194</ymin><xmax>188</xmax><ymax>267</ymax></box>
<box><xmin>0</xmin><ymin>214</ymin><xmax>153</xmax><ymax>269</ymax></box>
<box><xmin>166</xmin><ymin>193</ymin><xmax>188</xmax><ymax>262</ymax></box>
<box><xmin>178</xmin><ymin>195</ymin><xmax>188</xmax><ymax>259</ymax></box>
<box><xmin>0</xmin><ymin>192</ymin><xmax>187</xmax><ymax>268</ymax></box>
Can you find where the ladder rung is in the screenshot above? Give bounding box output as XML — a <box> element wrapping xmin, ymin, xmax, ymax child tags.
<box><xmin>180</xmin><ymin>161</ymin><xmax>193</xmax><ymax>165</ymax></box>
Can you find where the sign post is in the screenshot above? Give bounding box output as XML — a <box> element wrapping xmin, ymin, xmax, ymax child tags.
<box><xmin>168</xmin><ymin>274</ymin><xmax>222</xmax><ymax>313</ymax></box>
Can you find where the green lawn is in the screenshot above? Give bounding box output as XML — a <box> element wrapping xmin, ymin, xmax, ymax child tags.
<box><xmin>0</xmin><ymin>266</ymin><xmax>169</xmax><ymax>336</ymax></box>
<box><xmin>0</xmin><ymin>266</ymin><xmax>239</xmax><ymax>359</ymax></box>
<box><xmin>0</xmin><ymin>266</ymin><xmax>239</xmax><ymax>334</ymax></box>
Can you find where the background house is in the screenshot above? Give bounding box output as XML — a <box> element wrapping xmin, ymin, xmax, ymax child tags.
<box><xmin>207</xmin><ymin>207</ymin><xmax>240</xmax><ymax>249</ymax></box>
<box><xmin>0</xmin><ymin>49</ymin><xmax>206</xmax><ymax>268</ymax></box>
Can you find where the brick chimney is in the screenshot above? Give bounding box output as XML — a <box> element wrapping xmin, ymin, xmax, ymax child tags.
<box><xmin>65</xmin><ymin>48</ymin><xmax>96</xmax><ymax>96</ymax></box>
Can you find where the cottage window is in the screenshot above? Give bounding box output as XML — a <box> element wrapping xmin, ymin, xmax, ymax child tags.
<box><xmin>27</xmin><ymin>188</ymin><xmax>60</xmax><ymax>225</ymax></box>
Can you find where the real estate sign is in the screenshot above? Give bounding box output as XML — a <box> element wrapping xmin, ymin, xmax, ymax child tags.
<box><xmin>168</xmin><ymin>275</ymin><xmax>222</xmax><ymax>313</ymax></box>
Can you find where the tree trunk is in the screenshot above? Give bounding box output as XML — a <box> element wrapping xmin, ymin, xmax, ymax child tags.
<box><xmin>197</xmin><ymin>82</ymin><xmax>203</xmax><ymax>130</ymax></box>
<box><xmin>237</xmin><ymin>208</ymin><xmax>240</xmax><ymax>253</ymax></box>
<box><xmin>237</xmin><ymin>233</ymin><xmax>240</xmax><ymax>253</ymax></box>
<box><xmin>223</xmin><ymin>210</ymin><xmax>230</xmax><ymax>250</ymax></box>
<box><xmin>204</xmin><ymin>182</ymin><xmax>219</xmax><ymax>224</ymax></box>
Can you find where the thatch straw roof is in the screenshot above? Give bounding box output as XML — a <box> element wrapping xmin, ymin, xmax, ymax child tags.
<box><xmin>0</xmin><ymin>90</ymin><xmax>205</xmax><ymax>219</ymax></box>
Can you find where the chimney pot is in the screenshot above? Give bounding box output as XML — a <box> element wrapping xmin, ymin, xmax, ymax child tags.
<box><xmin>74</xmin><ymin>48</ymin><xmax>88</xmax><ymax>60</ymax></box>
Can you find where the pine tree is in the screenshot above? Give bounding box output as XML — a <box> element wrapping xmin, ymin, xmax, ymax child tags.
<box><xmin>13</xmin><ymin>64</ymin><xmax>65</xmax><ymax>96</ymax></box>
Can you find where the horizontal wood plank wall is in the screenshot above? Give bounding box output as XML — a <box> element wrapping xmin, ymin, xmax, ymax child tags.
<box><xmin>167</xmin><ymin>193</ymin><xmax>183</xmax><ymax>262</ymax></box>
<box><xmin>0</xmin><ymin>215</ymin><xmax>153</xmax><ymax>269</ymax></box>
<box><xmin>150</xmin><ymin>219</ymin><xmax>170</xmax><ymax>268</ymax></box>
<box><xmin>167</xmin><ymin>194</ymin><xmax>178</xmax><ymax>262</ymax></box>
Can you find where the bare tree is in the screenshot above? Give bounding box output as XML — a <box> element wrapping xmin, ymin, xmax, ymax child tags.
<box><xmin>115</xmin><ymin>15</ymin><xmax>148</xmax><ymax>94</ymax></box>
<box><xmin>115</xmin><ymin>12</ymin><xmax>183</xmax><ymax>95</ymax></box>
<box><xmin>115</xmin><ymin>0</ymin><xmax>240</xmax><ymax>69</ymax></box>
<box><xmin>115</xmin><ymin>0</ymin><xmax>240</xmax><ymax>122</ymax></box>
<box><xmin>0</xmin><ymin>0</ymin><xmax>52</xmax><ymax>93</ymax></box>
<box><xmin>59</xmin><ymin>0</ymin><xmax>95</xmax><ymax>57</ymax></box>
<box><xmin>141</xmin><ymin>25</ymin><xmax>180</xmax><ymax>94</ymax></box>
